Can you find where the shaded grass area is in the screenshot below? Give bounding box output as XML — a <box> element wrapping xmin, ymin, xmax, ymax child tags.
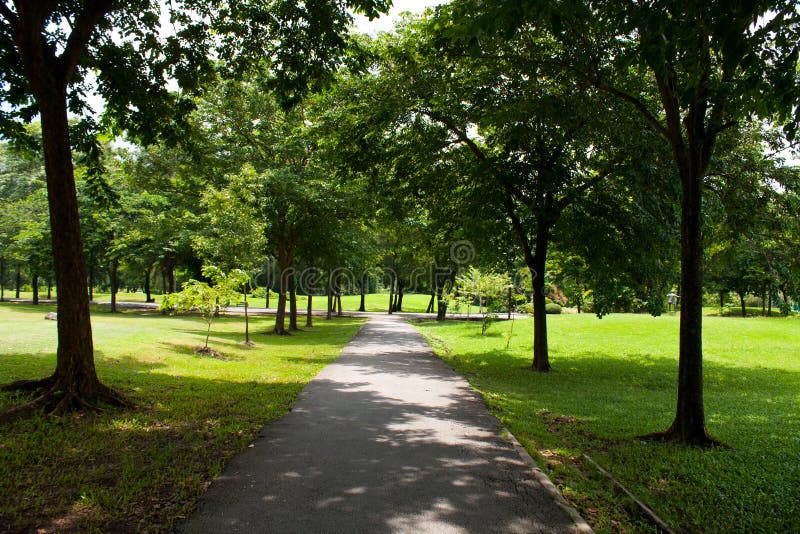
<box><xmin>0</xmin><ymin>302</ymin><xmax>364</xmax><ymax>533</ymax></box>
<box><xmin>414</xmin><ymin>314</ymin><xmax>800</xmax><ymax>533</ymax></box>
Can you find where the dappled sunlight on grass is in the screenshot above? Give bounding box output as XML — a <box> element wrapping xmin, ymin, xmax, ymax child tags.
<box><xmin>415</xmin><ymin>313</ymin><xmax>800</xmax><ymax>533</ymax></box>
<box><xmin>0</xmin><ymin>302</ymin><xmax>364</xmax><ymax>532</ymax></box>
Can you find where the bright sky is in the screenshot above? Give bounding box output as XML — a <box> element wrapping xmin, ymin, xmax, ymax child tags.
<box><xmin>352</xmin><ymin>0</ymin><xmax>450</xmax><ymax>35</ymax></box>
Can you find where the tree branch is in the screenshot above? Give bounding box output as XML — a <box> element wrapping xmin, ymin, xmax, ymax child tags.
<box><xmin>417</xmin><ymin>107</ymin><xmax>487</xmax><ymax>162</ymax></box>
<box><xmin>58</xmin><ymin>0</ymin><xmax>115</xmax><ymax>82</ymax></box>
<box><xmin>502</xmin><ymin>187</ymin><xmax>536</xmax><ymax>268</ymax></box>
<box><xmin>592</xmin><ymin>78</ymin><xmax>669</xmax><ymax>138</ymax></box>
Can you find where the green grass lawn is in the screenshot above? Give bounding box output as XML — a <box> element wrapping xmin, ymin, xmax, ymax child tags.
<box><xmin>304</xmin><ymin>292</ymin><xmax>431</xmax><ymax>313</ymax></box>
<box><xmin>4</xmin><ymin>290</ymin><xmax>435</xmax><ymax>313</ymax></box>
<box><xmin>0</xmin><ymin>302</ymin><xmax>364</xmax><ymax>532</ymax></box>
<box><xmin>414</xmin><ymin>314</ymin><xmax>800</xmax><ymax>533</ymax></box>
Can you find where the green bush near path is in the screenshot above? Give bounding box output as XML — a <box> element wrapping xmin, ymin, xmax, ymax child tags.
<box><xmin>414</xmin><ymin>314</ymin><xmax>800</xmax><ymax>533</ymax></box>
<box><xmin>0</xmin><ymin>302</ymin><xmax>364</xmax><ymax>532</ymax></box>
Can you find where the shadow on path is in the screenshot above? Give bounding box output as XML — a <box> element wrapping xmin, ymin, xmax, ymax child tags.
<box><xmin>178</xmin><ymin>317</ymin><xmax>583</xmax><ymax>533</ymax></box>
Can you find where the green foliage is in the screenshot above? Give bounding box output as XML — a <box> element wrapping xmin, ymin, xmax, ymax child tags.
<box><xmin>544</xmin><ymin>303</ymin><xmax>562</xmax><ymax>315</ymax></box>
<box><xmin>161</xmin><ymin>266</ymin><xmax>249</xmax><ymax>350</ymax></box>
<box><xmin>416</xmin><ymin>314</ymin><xmax>800</xmax><ymax>532</ymax></box>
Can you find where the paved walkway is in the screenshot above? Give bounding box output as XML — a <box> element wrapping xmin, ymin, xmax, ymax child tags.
<box><xmin>179</xmin><ymin>316</ymin><xmax>587</xmax><ymax>533</ymax></box>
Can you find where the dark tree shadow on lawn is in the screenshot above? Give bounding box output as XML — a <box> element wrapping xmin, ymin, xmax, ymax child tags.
<box><xmin>0</xmin><ymin>366</ymin><xmax>308</xmax><ymax>534</ymax></box>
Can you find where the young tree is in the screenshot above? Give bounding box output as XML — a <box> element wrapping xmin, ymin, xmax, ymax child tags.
<box><xmin>0</xmin><ymin>0</ymin><xmax>389</xmax><ymax>419</ymax></box>
<box><xmin>161</xmin><ymin>266</ymin><xmax>248</xmax><ymax>353</ymax></box>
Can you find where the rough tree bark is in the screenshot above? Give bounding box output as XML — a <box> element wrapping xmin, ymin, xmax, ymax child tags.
<box><xmin>0</xmin><ymin>2</ymin><xmax>126</xmax><ymax>422</ymax></box>
<box><xmin>306</xmin><ymin>293</ymin><xmax>314</xmax><ymax>327</ymax></box>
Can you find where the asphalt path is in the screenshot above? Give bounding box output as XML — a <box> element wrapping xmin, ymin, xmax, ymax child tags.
<box><xmin>176</xmin><ymin>315</ymin><xmax>587</xmax><ymax>533</ymax></box>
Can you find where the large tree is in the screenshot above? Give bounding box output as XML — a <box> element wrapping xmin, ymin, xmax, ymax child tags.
<box><xmin>445</xmin><ymin>0</ymin><xmax>800</xmax><ymax>444</ymax></box>
<box><xmin>0</xmin><ymin>0</ymin><xmax>389</xmax><ymax>420</ymax></box>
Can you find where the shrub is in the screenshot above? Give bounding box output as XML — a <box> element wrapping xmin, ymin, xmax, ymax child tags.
<box><xmin>545</xmin><ymin>303</ymin><xmax>562</xmax><ymax>314</ymax></box>
<box><xmin>517</xmin><ymin>302</ymin><xmax>534</xmax><ymax>315</ymax></box>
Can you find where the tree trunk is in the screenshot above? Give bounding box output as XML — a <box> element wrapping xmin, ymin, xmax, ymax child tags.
<box><xmin>47</xmin><ymin>278</ymin><xmax>52</xmax><ymax>299</ymax></box>
<box><xmin>168</xmin><ymin>265</ymin><xmax>176</xmax><ymax>294</ymax></box>
<box><xmin>761</xmin><ymin>287</ymin><xmax>766</xmax><ymax>317</ymax></box>
<box><xmin>144</xmin><ymin>268</ymin><xmax>153</xmax><ymax>302</ymax></box>
<box><xmin>289</xmin><ymin>285</ymin><xmax>299</xmax><ymax>331</ymax></box>
<box><xmin>274</xmin><ymin>257</ymin><xmax>290</xmax><ymax>335</ymax></box>
<box><xmin>0</xmin><ymin>256</ymin><xmax>4</xmax><ymax>301</ymax></box>
<box><xmin>336</xmin><ymin>274</ymin><xmax>343</xmax><ymax>317</ymax></box>
<box><xmin>530</xmin><ymin>220</ymin><xmax>551</xmax><ymax>372</ymax></box>
<box><xmin>32</xmin><ymin>274</ymin><xmax>39</xmax><ymax>305</ymax></box>
<box><xmin>359</xmin><ymin>276</ymin><xmax>366</xmax><ymax>312</ymax></box>
<box><xmin>780</xmin><ymin>287</ymin><xmax>789</xmax><ymax>316</ymax></box>
<box><xmin>388</xmin><ymin>274</ymin><xmax>395</xmax><ymax>314</ymax></box>
<box><xmin>326</xmin><ymin>272</ymin><xmax>333</xmax><ymax>320</ymax></box>
<box><xmin>436</xmin><ymin>282</ymin><xmax>447</xmax><ymax>321</ymax></box>
<box><xmin>244</xmin><ymin>290</ymin><xmax>251</xmax><ymax>344</ymax></box>
<box><xmin>265</xmin><ymin>284</ymin><xmax>270</xmax><ymax>309</ymax></box>
<box><xmin>274</xmin><ymin>287</ymin><xmax>288</xmax><ymax>334</ymax></box>
<box><xmin>426</xmin><ymin>292</ymin><xmax>435</xmax><ymax>314</ymax></box>
<box><xmin>306</xmin><ymin>293</ymin><xmax>313</xmax><ymax>327</ymax></box>
<box><xmin>109</xmin><ymin>257</ymin><xmax>118</xmax><ymax>313</ymax></box>
<box><xmin>396</xmin><ymin>282</ymin><xmax>404</xmax><ymax>312</ymax></box>
<box><xmin>739</xmin><ymin>292</ymin><xmax>746</xmax><ymax>317</ymax></box>
<box><xmin>659</xmin><ymin>153</ymin><xmax>712</xmax><ymax>445</ymax></box>
<box><xmin>0</xmin><ymin>73</ymin><xmax>124</xmax><ymax>421</ymax></box>
<box><xmin>767</xmin><ymin>287</ymin><xmax>772</xmax><ymax>317</ymax></box>
<box><xmin>15</xmin><ymin>265</ymin><xmax>21</xmax><ymax>298</ymax></box>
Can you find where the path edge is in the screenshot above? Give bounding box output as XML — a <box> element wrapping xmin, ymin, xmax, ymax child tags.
<box><xmin>409</xmin><ymin>319</ymin><xmax>593</xmax><ymax>534</ymax></box>
<box><xmin>498</xmin><ymin>422</ymin><xmax>593</xmax><ymax>533</ymax></box>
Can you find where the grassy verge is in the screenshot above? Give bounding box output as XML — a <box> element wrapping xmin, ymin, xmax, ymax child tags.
<box><xmin>0</xmin><ymin>302</ymin><xmax>364</xmax><ymax>532</ymax></box>
<box><xmin>414</xmin><ymin>314</ymin><xmax>800</xmax><ymax>533</ymax></box>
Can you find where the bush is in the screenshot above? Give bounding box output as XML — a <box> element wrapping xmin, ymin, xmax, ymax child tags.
<box><xmin>251</xmin><ymin>286</ymin><xmax>267</xmax><ymax>298</ymax></box>
<box><xmin>517</xmin><ymin>302</ymin><xmax>534</xmax><ymax>315</ymax></box>
<box><xmin>516</xmin><ymin>302</ymin><xmax>563</xmax><ymax>314</ymax></box>
<box><xmin>545</xmin><ymin>303</ymin><xmax>562</xmax><ymax>314</ymax></box>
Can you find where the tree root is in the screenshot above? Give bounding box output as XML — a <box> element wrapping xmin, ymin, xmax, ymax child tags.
<box><xmin>637</xmin><ymin>427</ymin><xmax>726</xmax><ymax>448</ymax></box>
<box><xmin>1</xmin><ymin>375</ymin><xmax>56</xmax><ymax>393</ymax></box>
<box><xmin>0</xmin><ymin>378</ymin><xmax>130</xmax><ymax>424</ymax></box>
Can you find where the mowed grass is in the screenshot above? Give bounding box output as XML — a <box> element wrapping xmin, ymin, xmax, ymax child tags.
<box><xmin>0</xmin><ymin>302</ymin><xmax>364</xmax><ymax>533</ymax></box>
<box><xmin>414</xmin><ymin>314</ymin><xmax>800</xmax><ymax>533</ymax></box>
<box><xmin>5</xmin><ymin>290</ymin><xmax>434</xmax><ymax>313</ymax></box>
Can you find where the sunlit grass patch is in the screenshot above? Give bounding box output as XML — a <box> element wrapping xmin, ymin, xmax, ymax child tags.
<box><xmin>415</xmin><ymin>313</ymin><xmax>800</xmax><ymax>533</ymax></box>
<box><xmin>0</xmin><ymin>302</ymin><xmax>364</xmax><ymax>532</ymax></box>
